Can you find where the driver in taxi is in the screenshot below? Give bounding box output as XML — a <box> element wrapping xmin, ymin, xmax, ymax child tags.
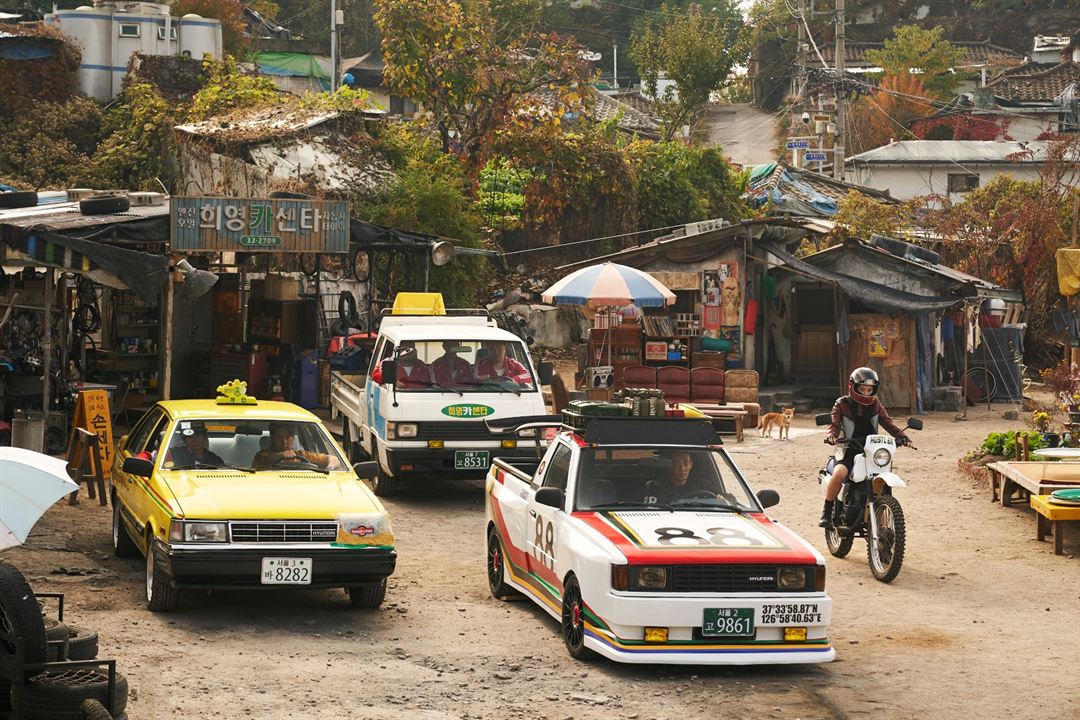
<box><xmin>252</xmin><ymin>421</ymin><xmax>331</xmax><ymax>469</ymax></box>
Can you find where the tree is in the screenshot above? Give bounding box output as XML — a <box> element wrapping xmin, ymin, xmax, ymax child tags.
<box><xmin>173</xmin><ymin>0</ymin><xmax>251</xmax><ymax>58</ymax></box>
<box><xmin>846</xmin><ymin>72</ymin><xmax>935</xmax><ymax>153</ymax></box>
<box><xmin>864</xmin><ymin>25</ymin><xmax>964</xmax><ymax>99</ymax></box>
<box><xmin>374</xmin><ymin>0</ymin><xmax>592</xmax><ymax>172</ymax></box>
<box><xmin>629</xmin><ymin>2</ymin><xmax>745</xmax><ymax>141</ymax></box>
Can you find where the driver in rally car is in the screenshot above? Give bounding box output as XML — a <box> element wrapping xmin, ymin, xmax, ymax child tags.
<box><xmin>643</xmin><ymin>450</ymin><xmax>713</xmax><ymax>504</ymax></box>
<box><xmin>820</xmin><ymin>367</ymin><xmax>910</xmax><ymax>528</ymax></box>
<box><xmin>252</xmin><ymin>421</ymin><xmax>331</xmax><ymax>469</ymax></box>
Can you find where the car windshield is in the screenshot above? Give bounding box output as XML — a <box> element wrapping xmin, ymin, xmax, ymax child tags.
<box><xmin>161</xmin><ymin>419</ymin><xmax>349</xmax><ymax>472</ymax></box>
<box><xmin>386</xmin><ymin>339</ymin><xmax>536</xmax><ymax>392</ymax></box>
<box><xmin>573</xmin><ymin>447</ymin><xmax>760</xmax><ymax>512</ymax></box>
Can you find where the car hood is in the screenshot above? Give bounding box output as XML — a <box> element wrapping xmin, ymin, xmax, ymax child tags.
<box><xmin>162</xmin><ymin>469</ymin><xmax>385</xmax><ymax>520</ymax></box>
<box><xmin>573</xmin><ymin>510</ymin><xmax>822</xmax><ymax>565</ymax></box>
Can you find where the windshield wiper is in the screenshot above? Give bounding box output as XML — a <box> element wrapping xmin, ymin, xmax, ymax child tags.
<box><xmin>265</xmin><ymin>462</ymin><xmax>329</xmax><ymax>474</ymax></box>
<box><xmin>169</xmin><ymin>463</ymin><xmax>255</xmax><ymax>473</ymax></box>
<box><xmin>589</xmin><ymin>501</ymin><xmax>670</xmax><ymax>510</ymax></box>
<box><xmin>478</xmin><ymin>378</ymin><xmax>522</xmax><ymax>395</ymax></box>
<box><xmin>429</xmin><ymin>380</ymin><xmax>463</xmax><ymax>396</ymax></box>
<box><xmin>669</xmin><ymin>498</ymin><xmax>743</xmax><ymax>512</ymax></box>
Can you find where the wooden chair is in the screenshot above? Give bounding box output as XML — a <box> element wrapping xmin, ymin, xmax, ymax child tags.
<box><xmin>623</xmin><ymin>365</ymin><xmax>658</xmax><ymax>389</ymax></box>
<box><xmin>658</xmin><ymin>366</ymin><xmax>691</xmax><ymax>404</ymax></box>
<box><xmin>66</xmin><ymin>428</ymin><xmax>108</xmax><ymax>506</ymax></box>
<box><xmin>690</xmin><ymin>367</ymin><xmax>725</xmax><ymax>404</ymax></box>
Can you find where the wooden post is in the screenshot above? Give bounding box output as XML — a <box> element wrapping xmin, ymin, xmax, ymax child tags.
<box><xmin>162</xmin><ymin>259</ymin><xmax>175</xmax><ymax>400</ymax></box>
<box><xmin>962</xmin><ymin>303</ymin><xmax>970</xmax><ymax>419</ymax></box>
<box><xmin>42</xmin><ymin>268</ymin><xmax>53</xmax><ymax>427</ymax></box>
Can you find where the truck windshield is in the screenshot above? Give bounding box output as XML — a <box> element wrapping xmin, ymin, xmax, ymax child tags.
<box><xmin>383</xmin><ymin>339</ymin><xmax>536</xmax><ymax>392</ymax></box>
<box><xmin>162</xmin><ymin>419</ymin><xmax>349</xmax><ymax>472</ymax></box>
<box><xmin>573</xmin><ymin>447</ymin><xmax>760</xmax><ymax>512</ymax></box>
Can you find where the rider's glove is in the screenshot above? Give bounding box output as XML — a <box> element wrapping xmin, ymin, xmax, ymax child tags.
<box><xmin>896</xmin><ymin>436</ymin><xmax>910</xmax><ymax>447</ymax></box>
<box><xmin>824</xmin><ymin>436</ymin><xmax>837</xmax><ymax>445</ymax></box>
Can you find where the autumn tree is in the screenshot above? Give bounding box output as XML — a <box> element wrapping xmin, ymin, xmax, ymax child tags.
<box><xmin>628</xmin><ymin>1</ymin><xmax>745</xmax><ymax>141</ymax></box>
<box><xmin>173</xmin><ymin>0</ymin><xmax>251</xmax><ymax>58</ymax></box>
<box><xmin>846</xmin><ymin>72</ymin><xmax>935</xmax><ymax>154</ymax></box>
<box><xmin>374</xmin><ymin>0</ymin><xmax>592</xmax><ymax>172</ymax></box>
<box><xmin>864</xmin><ymin>25</ymin><xmax>964</xmax><ymax>99</ymax></box>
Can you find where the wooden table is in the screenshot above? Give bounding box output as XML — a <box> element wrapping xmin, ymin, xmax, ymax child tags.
<box><xmin>1031</xmin><ymin>494</ymin><xmax>1080</xmax><ymax>555</ymax></box>
<box><xmin>986</xmin><ymin>461</ymin><xmax>1080</xmax><ymax>506</ymax></box>
<box><xmin>686</xmin><ymin>403</ymin><xmax>747</xmax><ymax>442</ymax></box>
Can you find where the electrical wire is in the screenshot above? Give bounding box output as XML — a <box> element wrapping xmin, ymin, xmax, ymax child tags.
<box><xmin>500</xmin><ymin>223</ymin><xmax>689</xmax><ymax>257</ymax></box>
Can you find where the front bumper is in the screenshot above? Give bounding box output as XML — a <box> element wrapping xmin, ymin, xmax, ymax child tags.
<box><xmin>156</xmin><ymin>543</ymin><xmax>396</xmax><ymax>590</ymax></box>
<box><xmin>384</xmin><ymin>445</ymin><xmax>540</xmax><ymax>477</ymax></box>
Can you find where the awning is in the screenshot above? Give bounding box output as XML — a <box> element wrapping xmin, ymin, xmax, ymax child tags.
<box><xmin>756</xmin><ymin>242</ymin><xmax>967</xmax><ymax>313</ymax></box>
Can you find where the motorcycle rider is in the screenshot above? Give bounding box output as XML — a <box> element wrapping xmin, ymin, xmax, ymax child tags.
<box><xmin>820</xmin><ymin>367</ymin><xmax>911</xmax><ymax>527</ymax></box>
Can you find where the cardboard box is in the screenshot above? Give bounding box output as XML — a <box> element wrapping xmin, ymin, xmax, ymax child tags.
<box><xmin>264</xmin><ymin>275</ymin><xmax>300</xmax><ymax>301</ymax></box>
<box><xmin>644</xmin><ymin>341</ymin><xmax>668</xmax><ymax>361</ymax></box>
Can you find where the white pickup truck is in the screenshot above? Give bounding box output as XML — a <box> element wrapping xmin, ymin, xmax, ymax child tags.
<box><xmin>330</xmin><ymin>301</ymin><xmax>552</xmax><ymax>496</ymax></box>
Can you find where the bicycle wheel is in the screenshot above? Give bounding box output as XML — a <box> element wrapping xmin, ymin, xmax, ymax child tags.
<box><xmin>964</xmin><ymin>367</ymin><xmax>997</xmax><ymax>402</ymax></box>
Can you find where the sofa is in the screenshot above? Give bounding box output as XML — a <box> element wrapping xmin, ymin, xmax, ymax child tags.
<box><xmin>621</xmin><ymin>365</ymin><xmax>760</xmax><ymax>428</ymax></box>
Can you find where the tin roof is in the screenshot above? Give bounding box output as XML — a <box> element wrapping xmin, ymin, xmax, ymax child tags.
<box><xmin>744</xmin><ymin>162</ymin><xmax>896</xmax><ymax>218</ymax></box>
<box><xmin>847</xmin><ymin>140</ymin><xmax>1071</xmax><ymax>165</ymax></box>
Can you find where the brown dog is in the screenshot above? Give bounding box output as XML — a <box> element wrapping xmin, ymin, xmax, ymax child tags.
<box><xmin>760</xmin><ymin>407</ymin><xmax>795</xmax><ymax>440</ymax></box>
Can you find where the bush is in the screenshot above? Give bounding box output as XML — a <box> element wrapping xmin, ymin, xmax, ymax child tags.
<box><xmin>981</xmin><ymin>430</ymin><xmax>1045</xmax><ymax>457</ymax></box>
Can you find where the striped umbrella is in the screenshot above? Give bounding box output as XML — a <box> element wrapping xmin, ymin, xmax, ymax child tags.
<box><xmin>542</xmin><ymin>262</ymin><xmax>676</xmax><ymax>308</ymax></box>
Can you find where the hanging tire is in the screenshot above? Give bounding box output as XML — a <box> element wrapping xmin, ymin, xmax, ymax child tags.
<box><xmin>66</xmin><ymin>626</ymin><xmax>99</xmax><ymax>662</ymax></box>
<box><xmin>111</xmin><ymin>501</ymin><xmax>138</xmax><ymax>558</ymax></box>
<box><xmin>0</xmin><ymin>560</ymin><xmax>48</xmax><ymax>671</ymax></box>
<box><xmin>486</xmin><ymin>526</ymin><xmax>518</xmax><ymax>600</ymax></box>
<box><xmin>0</xmin><ymin>190</ymin><xmax>37</xmax><ymax>209</ymax></box>
<box><xmin>17</xmin><ymin>668</ymin><xmax>127</xmax><ymax>720</ymax></box>
<box><xmin>867</xmin><ymin>495</ymin><xmax>906</xmax><ymax>583</ymax></box>
<box><xmin>347</xmin><ymin>578</ymin><xmax>386</xmax><ymax>609</ymax></box>
<box><xmin>560</xmin><ymin>575</ymin><xmax>593</xmax><ymax>660</ymax></box>
<box><xmin>144</xmin><ymin>538</ymin><xmax>179</xmax><ymax>612</ymax></box>
<box><xmin>79</xmin><ymin>195</ymin><xmax>129</xmax><ymax>215</ymax></box>
<box><xmin>371</xmin><ymin>466</ymin><xmax>397</xmax><ymax>497</ymax></box>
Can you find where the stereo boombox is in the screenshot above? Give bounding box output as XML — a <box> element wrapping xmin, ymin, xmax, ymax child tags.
<box><xmin>584</xmin><ymin>365</ymin><xmax>614</xmax><ymax>389</ymax></box>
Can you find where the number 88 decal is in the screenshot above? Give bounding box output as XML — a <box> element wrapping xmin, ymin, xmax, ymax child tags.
<box><xmin>655</xmin><ymin>526</ymin><xmax>763</xmax><ymax>546</ymax></box>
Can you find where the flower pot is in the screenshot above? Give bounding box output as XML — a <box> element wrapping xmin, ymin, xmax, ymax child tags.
<box><xmin>1041</xmin><ymin>432</ymin><xmax>1060</xmax><ymax>448</ymax></box>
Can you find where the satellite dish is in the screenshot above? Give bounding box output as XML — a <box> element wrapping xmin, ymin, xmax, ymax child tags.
<box><xmin>431</xmin><ymin>240</ymin><xmax>454</xmax><ymax>267</ymax></box>
<box><xmin>176</xmin><ymin>259</ymin><xmax>219</xmax><ymax>301</ymax></box>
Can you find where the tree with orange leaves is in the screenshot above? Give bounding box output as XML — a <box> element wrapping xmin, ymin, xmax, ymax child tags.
<box><xmin>846</xmin><ymin>72</ymin><xmax>936</xmax><ymax>155</ymax></box>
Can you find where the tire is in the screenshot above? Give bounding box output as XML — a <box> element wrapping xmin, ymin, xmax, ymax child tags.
<box><xmin>66</xmin><ymin>626</ymin><xmax>99</xmax><ymax>662</ymax></box>
<box><xmin>269</xmin><ymin>191</ymin><xmax>312</xmax><ymax>199</ymax></box>
<box><xmin>486</xmin><ymin>526</ymin><xmax>518</xmax><ymax>599</ymax></box>
<box><xmin>79</xmin><ymin>195</ymin><xmax>129</xmax><ymax>215</ymax></box>
<box><xmin>0</xmin><ymin>190</ymin><xmax>37</xmax><ymax>209</ymax></box>
<box><xmin>18</xmin><ymin>668</ymin><xmax>127</xmax><ymax>720</ymax></box>
<box><xmin>1</xmin><ymin>677</ymin><xmax>11</xmax><ymax>713</ymax></box>
<box><xmin>371</xmin><ymin>466</ymin><xmax>397</xmax><ymax>497</ymax></box>
<box><xmin>111</xmin><ymin>501</ymin><xmax>138</xmax><ymax>558</ymax></box>
<box><xmin>825</xmin><ymin>524</ymin><xmax>854</xmax><ymax>558</ymax></box>
<box><xmin>867</xmin><ymin>495</ymin><xmax>906</xmax><ymax>583</ymax></box>
<box><xmin>145</xmin><ymin>538</ymin><xmax>179</xmax><ymax>612</ymax></box>
<box><xmin>560</xmin><ymin>575</ymin><xmax>593</xmax><ymax>660</ymax></box>
<box><xmin>347</xmin><ymin>578</ymin><xmax>386</xmax><ymax>609</ymax></box>
<box><xmin>80</xmin><ymin>699</ymin><xmax>112</xmax><ymax>720</ymax></box>
<box><xmin>0</xmin><ymin>561</ymin><xmax>48</xmax><ymax>671</ymax></box>
<box><xmin>44</xmin><ymin>617</ymin><xmax>69</xmax><ymax>661</ymax></box>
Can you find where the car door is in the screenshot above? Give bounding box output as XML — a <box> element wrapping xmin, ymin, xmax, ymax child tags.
<box><xmin>526</xmin><ymin>442</ymin><xmax>573</xmax><ymax>581</ymax></box>
<box><xmin>126</xmin><ymin>411</ymin><xmax>171</xmax><ymax>543</ymax></box>
<box><xmin>113</xmin><ymin>407</ymin><xmax>165</xmax><ymax>535</ymax></box>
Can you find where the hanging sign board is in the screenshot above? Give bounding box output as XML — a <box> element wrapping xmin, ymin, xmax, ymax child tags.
<box><xmin>804</xmin><ymin>151</ymin><xmax>829</xmax><ymax>162</ymax></box>
<box><xmin>69</xmin><ymin>390</ymin><xmax>114</xmax><ymax>480</ymax></box>
<box><xmin>171</xmin><ymin>196</ymin><xmax>350</xmax><ymax>254</ymax></box>
<box><xmin>785</xmin><ymin>139</ymin><xmax>811</xmax><ymax>149</ymax></box>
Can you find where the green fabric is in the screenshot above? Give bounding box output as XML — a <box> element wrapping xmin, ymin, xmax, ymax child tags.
<box><xmin>747</xmin><ymin>162</ymin><xmax>777</xmax><ymax>184</ymax></box>
<box><xmin>253</xmin><ymin>51</ymin><xmax>329</xmax><ymax>80</ymax></box>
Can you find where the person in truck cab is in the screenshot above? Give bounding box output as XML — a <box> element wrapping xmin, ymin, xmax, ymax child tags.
<box><xmin>433</xmin><ymin>341</ymin><xmax>475</xmax><ymax>387</ymax></box>
<box><xmin>252</xmin><ymin>421</ymin><xmax>331</xmax><ymax>469</ymax></box>
<box><xmin>474</xmin><ymin>341</ymin><xmax>531</xmax><ymax>385</ymax></box>
<box><xmin>643</xmin><ymin>450</ymin><xmax>711</xmax><ymax>504</ymax></box>
<box><xmin>371</xmin><ymin>342</ymin><xmax>433</xmax><ymax>388</ymax></box>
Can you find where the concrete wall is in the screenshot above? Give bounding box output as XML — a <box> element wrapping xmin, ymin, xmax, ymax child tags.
<box><xmin>848</xmin><ymin>163</ymin><xmax>1043</xmax><ymax>202</ymax></box>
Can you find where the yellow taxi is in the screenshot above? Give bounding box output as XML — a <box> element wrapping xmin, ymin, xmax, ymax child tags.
<box><xmin>111</xmin><ymin>382</ymin><xmax>395</xmax><ymax>612</ymax></box>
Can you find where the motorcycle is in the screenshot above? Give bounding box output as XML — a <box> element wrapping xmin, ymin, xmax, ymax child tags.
<box><xmin>814</xmin><ymin>413</ymin><xmax>923</xmax><ymax>583</ymax></box>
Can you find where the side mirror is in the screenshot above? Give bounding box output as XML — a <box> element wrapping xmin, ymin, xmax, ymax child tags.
<box><xmin>122</xmin><ymin>456</ymin><xmax>154</xmax><ymax>477</ymax></box>
<box><xmin>756</xmin><ymin>489</ymin><xmax>780</xmax><ymax>509</ymax></box>
<box><xmin>352</xmin><ymin>461</ymin><xmax>379</xmax><ymax>479</ymax></box>
<box><xmin>815</xmin><ymin>413</ymin><xmax>831</xmax><ymax>426</ymax></box>
<box><xmin>381</xmin><ymin>360</ymin><xmax>396</xmax><ymax>387</ymax></box>
<box><xmin>117</xmin><ymin>434</ymin><xmax>129</xmax><ymax>451</ymax></box>
<box><xmin>906</xmin><ymin>418</ymin><xmax>923</xmax><ymax>431</ymax></box>
<box><xmin>535</xmin><ymin>486</ymin><xmax>565</xmax><ymax>510</ymax></box>
<box><xmin>538</xmin><ymin>362</ymin><xmax>554</xmax><ymax>385</ymax></box>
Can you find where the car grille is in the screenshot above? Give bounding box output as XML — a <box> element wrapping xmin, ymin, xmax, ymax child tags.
<box><xmin>415</xmin><ymin>422</ymin><xmax>503</xmax><ymax>441</ymax></box>
<box><xmin>229</xmin><ymin>521</ymin><xmax>339</xmax><ymax>543</ymax></box>
<box><xmin>663</xmin><ymin>564</ymin><xmax>807</xmax><ymax>593</ymax></box>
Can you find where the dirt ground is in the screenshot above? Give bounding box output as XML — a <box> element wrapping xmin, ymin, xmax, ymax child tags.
<box><xmin>4</xmin><ymin>399</ymin><xmax>1079</xmax><ymax>720</ymax></box>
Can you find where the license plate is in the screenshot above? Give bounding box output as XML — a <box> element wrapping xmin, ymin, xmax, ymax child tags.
<box><xmin>260</xmin><ymin>557</ymin><xmax>312</xmax><ymax>585</ymax></box>
<box><xmin>703</xmin><ymin>608</ymin><xmax>754</xmax><ymax>637</ymax></box>
<box><xmin>455</xmin><ymin>450</ymin><xmax>490</xmax><ymax>470</ymax></box>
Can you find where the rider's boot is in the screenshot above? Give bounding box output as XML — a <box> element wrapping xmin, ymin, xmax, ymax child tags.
<box><xmin>819</xmin><ymin>500</ymin><xmax>834</xmax><ymax>528</ymax></box>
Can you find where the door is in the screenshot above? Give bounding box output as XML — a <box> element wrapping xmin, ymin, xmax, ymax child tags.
<box><xmin>362</xmin><ymin>338</ymin><xmax>391</xmax><ymax>455</ymax></box>
<box><xmin>526</xmin><ymin>443</ymin><xmax>573</xmax><ymax>581</ymax></box>
<box><xmin>846</xmin><ymin>314</ymin><xmax>914</xmax><ymax>414</ymax></box>
<box><xmin>114</xmin><ymin>408</ymin><xmax>166</xmax><ymax>542</ymax></box>
<box><xmin>793</xmin><ymin>286</ymin><xmax>837</xmax><ymax>383</ymax></box>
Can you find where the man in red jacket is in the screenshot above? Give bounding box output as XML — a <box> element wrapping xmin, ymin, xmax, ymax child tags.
<box><xmin>474</xmin><ymin>341</ymin><xmax>532</xmax><ymax>385</ymax></box>
<box><xmin>433</xmin><ymin>341</ymin><xmax>475</xmax><ymax>387</ymax></box>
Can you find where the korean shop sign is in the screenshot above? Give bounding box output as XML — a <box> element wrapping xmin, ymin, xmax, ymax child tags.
<box><xmin>171</xmin><ymin>196</ymin><xmax>350</xmax><ymax>253</ymax></box>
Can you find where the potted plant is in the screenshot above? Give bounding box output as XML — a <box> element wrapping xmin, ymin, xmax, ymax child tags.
<box><xmin>1041</xmin><ymin>361</ymin><xmax>1080</xmax><ymax>424</ymax></box>
<box><xmin>1031</xmin><ymin>410</ymin><xmax>1058</xmax><ymax>447</ymax></box>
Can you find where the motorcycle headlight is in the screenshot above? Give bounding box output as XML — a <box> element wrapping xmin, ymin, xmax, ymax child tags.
<box><xmin>778</xmin><ymin>566</ymin><xmax>809</xmax><ymax>590</ymax></box>
<box><xmin>182</xmin><ymin>522</ymin><xmax>228</xmax><ymax>543</ymax></box>
<box><xmin>873</xmin><ymin>448</ymin><xmax>892</xmax><ymax>467</ymax></box>
<box><xmin>633</xmin><ymin>567</ymin><xmax>668</xmax><ymax>590</ymax></box>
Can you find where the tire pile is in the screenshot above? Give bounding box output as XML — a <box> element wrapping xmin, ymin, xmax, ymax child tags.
<box><xmin>0</xmin><ymin>562</ymin><xmax>129</xmax><ymax>720</ymax></box>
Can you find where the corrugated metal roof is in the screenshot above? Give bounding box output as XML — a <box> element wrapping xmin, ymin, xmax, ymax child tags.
<box><xmin>847</xmin><ymin>140</ymin><xmax>1068</xmax><ymax>165</ymax></box>
<box><xmin>744</xmin><ymin>162</ymin><xmax>896</xmax><ymax>217</ymax></box>
<box><xmin>0</xmin><ymin>200</ymin><xmax>169</xmax><ymax>231</ymax></box>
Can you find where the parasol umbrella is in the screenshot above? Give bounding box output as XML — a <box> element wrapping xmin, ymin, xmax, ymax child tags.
<box><xmin>0</xmin><ymin>447</ymin><xmax>79</xmax><ymax>550</ymax></box>
<box><xmin>542</xmin><ymin>262</ymin><xmax>676</xmax><ymax>309</ymax></box>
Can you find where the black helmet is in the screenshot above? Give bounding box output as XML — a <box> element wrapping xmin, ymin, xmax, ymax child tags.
<box><xmin>848</xmin><ymin>367</ymin><xmax>880</xmax><ymax>406</ymax></box>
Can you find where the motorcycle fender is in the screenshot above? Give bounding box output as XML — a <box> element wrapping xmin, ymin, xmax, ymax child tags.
<box><xmin>878</xmin><ymin>471</ymin><xmax>907</xmax><ymax>488</ymax></box>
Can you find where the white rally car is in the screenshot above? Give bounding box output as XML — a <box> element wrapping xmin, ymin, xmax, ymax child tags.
<box><xmin>484</xmin><ymin>414</ymin><xmax>834</xmax><ymax>665</ymax></box>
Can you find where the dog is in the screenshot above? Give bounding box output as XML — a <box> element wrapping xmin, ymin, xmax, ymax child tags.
<box><xmin>760</xmin><ymin>407</ymin><xmax>795</xmax><ymax>440</ymax></box>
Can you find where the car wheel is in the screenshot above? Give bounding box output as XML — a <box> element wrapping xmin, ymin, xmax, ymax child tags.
<box><xmin>371</xmin><ymin>467</ymin><xmax>397</xmax><ymax>497</ymax></box>
<box><xmin>18</xmin><ymin>668</ymin><xmax>128</xmax><ymax>719</ymax></box>
<box><xmin>486</xmin><ymin>526</ymin><xmax>518</xmax><ymax>600</ymax></box>
<box><xmin>347</xmin><ymin>578</ymin><xmax>387</xmax><ymax>609</ymax></box>
<box><xmin>560</xmin><ymin>575</ymin><xmax>594</xmax><ymax>660</ymax></box>
<box><xmin>111</xmin><ymin>501</ymin><xmax>138</xmax><ymax>558</ymax></box>
<box><xmin>79</xmin><ymin>194</ymin><xmax>129</xmax><ymax>215</ymax></box>
<box><xmin>0</xmin><ymin>560</ymin><xmax>47</xmax><ymax>671</ymax></box>
<box><xmin>80</xmin><ymin>699</ymin><xmax>115</xmax><ymax>720</ymax></box>
<box><xmin>66</xmin><ymin>626</ymin><xmax>99</xmax><ymax>662</ymax></box>
<box><xmin>0</xmin><ymin>190</ymin><xmax>37</xmax><ymax>209</ymax></box>
<box><xmin>145</xmin><ymin>537</ymin><xmax>179</xmax><ymax>612</ymax></box>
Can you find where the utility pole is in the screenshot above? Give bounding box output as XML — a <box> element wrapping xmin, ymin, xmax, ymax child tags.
<box><xmin>834</xmin><ymin>0</ymin><xmax>845</xmax><ymax>180</ymax></box>
<box><xmin>613</xmin><ymin>42</ymin><xmax>618</xmax><ymax>91</ymax></box>
<box><xmin>795</xmin><ymin>0</ymin><xmax>806</xmax><ymax>102</ymax></box>
<box><xmin>330</xmin><ymin>0</ymin><xmax>340</xmax><ymax>91</ymax></box>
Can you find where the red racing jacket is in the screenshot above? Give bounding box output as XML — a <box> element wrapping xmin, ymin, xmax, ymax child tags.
<box><xmin>827</xmin><ymin>396</ymin><xmax>909</xmax><ymax>444</ymax></box>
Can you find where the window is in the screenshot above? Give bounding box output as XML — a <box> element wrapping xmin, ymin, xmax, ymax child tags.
<box><xmin>947</xmin><ymin>173</ymin><xmax>979</xmax><ymax>194</ymax></box>
<box><xmin>540</xmin><ymin>445</ymin><xmax>573</xmax><ymax>492</ymax></box>
<box><xmin>118</xmin><ymin>23</ymin><xmax>140</xmax><ymax>38</ymax></box>
<box><xmin>156</xmin><ymin>26</ymin><xmax>177</xmax><ymax>40</ymax></box>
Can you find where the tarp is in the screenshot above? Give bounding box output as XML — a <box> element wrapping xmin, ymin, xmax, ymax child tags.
<box><xmin>757</xmin><ymin>242</ymin><xmax>966</xmax><ymax>313</ymax></box>
<box><xmin>253</xmin><ymin>51</ymin><xmax>330</xmax><ymax>90</ymax></box>
<box><xmin>745</xmin><ymin>165</ymin><xmax>838</xmax><ymax>216</ymax></box>
<box><xmin>1057</xmin><ymin>247</ymin><xmax>1080</xmax><ymax>297</ymax></box>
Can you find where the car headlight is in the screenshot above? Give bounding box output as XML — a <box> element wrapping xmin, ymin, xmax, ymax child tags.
<box><xmin>181</xmin><ymin>522</ymin><xmax>228</xmax><ymax>543</ymax></box>
<box><xmin>633</xmin><ymin>567</ymin><xmax>668</xmax><ymax>590</ymax></box>
<box><xmin>387</xmin><ymin>422</ymin><xmax>418</xmax><ymax>440</ymax></box>
<box><xmin>873</xmin><ymin>448</ymin><xmax>892</xmax><ymax>467</ymax></box>
<box><xmin>777</xmin><ymin>566</ymin><xmax>809</xmax><ymax>590</ymax></box>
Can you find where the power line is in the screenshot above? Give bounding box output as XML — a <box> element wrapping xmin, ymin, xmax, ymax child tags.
<box><xmin>501</xmin><ymin>223</ymin><xmax>688</xmax><ymax>257</ymax></box>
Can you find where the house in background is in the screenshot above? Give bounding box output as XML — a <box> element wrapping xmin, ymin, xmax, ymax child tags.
<box><xmin>744</xmin><ymin>162</ymin><xmax>897</xmax><ymax>218</ymax></box>
<box><xmin>342</xmin><ymin>49</ymin><xmax>416</xmax><ymax>115</ymax></box>
<box><xmin>45</xmin><ymin>1</ymin><xmax>222</xmax><ymax>101</ymax></box>
<box><xmin>846</xmin><ymin>140</ymin><xmax>1076</xmax><ymax>202</ymax></box>
<box><xmin>818</xmin><ymin>40</ymin><xmax>1024</xmax><ymax>92</ymax></box>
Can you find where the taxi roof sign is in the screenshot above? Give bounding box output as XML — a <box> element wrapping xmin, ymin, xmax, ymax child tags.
<box><xmin>216</xmin><ymin>379</ymin><xmax>258</xmax><ymax>405</ymax></box>
<box><xmin>391</xmin><ymin>292</ymin><xmax>446</xmax><ymax>316</ymax></box>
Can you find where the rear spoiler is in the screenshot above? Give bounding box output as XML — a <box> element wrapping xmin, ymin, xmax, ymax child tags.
<box><xmin>485</xmin><ymin>415</ymin><xmax>567</xmax><ymax>435</ymax></box>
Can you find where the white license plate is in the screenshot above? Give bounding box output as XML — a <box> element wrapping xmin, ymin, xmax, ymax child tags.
<box><xmin>260</xmin><ymin>557</ymin><xmax>312</xmax><ymax>585</ymax></box>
